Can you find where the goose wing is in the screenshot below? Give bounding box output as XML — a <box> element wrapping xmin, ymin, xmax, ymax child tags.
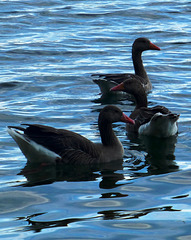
<box><xmin>10</xmin><ymin>124</ymin><xmax>100</xmax><ymax>162</ymax></box>
<box><xmin>92</xmin><ymin>73</ymin><xmax>146</xmax><ymax>85</ymax></box>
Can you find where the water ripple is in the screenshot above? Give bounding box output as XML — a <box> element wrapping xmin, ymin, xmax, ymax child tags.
<box><xmin>0</xmin><ymin>0</ymin><xmax>191</xmax><ymax>239</ymax></box>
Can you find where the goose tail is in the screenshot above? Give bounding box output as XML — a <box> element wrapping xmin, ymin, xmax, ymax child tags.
<box><xmin>7</xmin><ymin>126</ymin><xmax>60</xmax><ymax>164</ymax></box>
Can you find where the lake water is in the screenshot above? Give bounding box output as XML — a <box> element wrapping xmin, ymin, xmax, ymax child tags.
<box><xmin>1</xmin><ymin>0</ymin><xmax>191</xmax><ymax>239</ymax></box>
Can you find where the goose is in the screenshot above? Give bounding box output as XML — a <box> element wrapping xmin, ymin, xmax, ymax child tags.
<box><xmin>92</xmin><ymin>37</ymin><xmax>160</xmax><ymax>96</ymax></box>
<box><xmin>111</xmin><ymin>80</ymin><xmax>179</xmax><ymax>138</ymax></box>
<box><xmin>7</xmin><ymin>105</ymin><xmax>135</xmax><ymax>165</ymax></box>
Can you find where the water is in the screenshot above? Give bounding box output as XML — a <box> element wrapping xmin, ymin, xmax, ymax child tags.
<box><xmin>0</xmin><ymin>0</ymin><xmax>191</xmax><ymax>239</ymax></box>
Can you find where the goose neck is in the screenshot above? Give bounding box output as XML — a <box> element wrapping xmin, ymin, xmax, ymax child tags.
<box><xmin>132</xmin><ymin>50</ymin><xmax>149</xmax><ymax>81</ymax></box>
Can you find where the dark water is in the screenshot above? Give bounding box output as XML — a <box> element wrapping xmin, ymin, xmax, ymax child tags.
<box><xmin>1</xmin><ymin>0</ymin><xmax>191</xmax><ymax>239</ymax></box>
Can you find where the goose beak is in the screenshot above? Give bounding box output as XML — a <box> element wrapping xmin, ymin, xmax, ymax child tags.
<box><xmin>121</xmin><ymin>113</ymin><xmax>135</xmax><ymax>125</ymax></box>
<box><xmin>110</xmin><ymin>82</ymin><xmax>125</xmax><ymax>92</ymax></box>
<box><xmin>149</xmin><ymin>42</ymin><xmax>160</xmax><ymax>50</ymax></box>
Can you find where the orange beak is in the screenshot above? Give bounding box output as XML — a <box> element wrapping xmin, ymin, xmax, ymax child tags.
<box><xmin>110</xmin><ymin>82</ymin><xmax>125</xmax><ymax>92</ymax></box>
<box><xmin>121</xmin><ymin>113</ymin><xmax>135</xmax><ymax>125</ymax></box>
<box><xmin>149</xmin><ymin>42</ymin><xmax>160</xmax><ymax>50</ymax></box>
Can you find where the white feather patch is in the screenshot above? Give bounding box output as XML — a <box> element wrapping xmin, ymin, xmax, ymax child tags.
<box><xmin>138</xmin><ymin>113</ymin><xmax>178</xmax><ymax>138</ymax></box>
<box><xmin>7</xmin><ymin>127</ymin><xmax>60</xmax><ymax>164</ymax></box>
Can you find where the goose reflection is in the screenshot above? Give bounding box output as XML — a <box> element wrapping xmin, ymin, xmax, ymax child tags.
<box><xmin>128</xmin><ymin>133</ymin><xmax>179</xmax><ymax>175</ymax></box>
<box><xmin>25</xmin><ymin>205</ymin><xmax>179</xmax><ymax>233</ymax></box>
<box><xmin>19</xmin><ymin>160</ymin><xmax>124</xmax><ymax>188</ymax></box>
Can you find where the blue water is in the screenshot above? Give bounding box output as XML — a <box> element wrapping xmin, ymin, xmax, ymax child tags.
<box><xmin>1</xmin><ymin>0</ymin><xmax>191</xmax><ymax>239</ymax></box>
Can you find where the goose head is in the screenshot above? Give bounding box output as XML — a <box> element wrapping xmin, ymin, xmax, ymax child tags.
<box><xmin>99</xmin><ymin>105</ymin><xmax>135</xmax><ymax>125</ymax></box>
<box><xmin>133</xmin><ymin>37</ymin><xmax>161</xmax><ymax>52</ymax></box>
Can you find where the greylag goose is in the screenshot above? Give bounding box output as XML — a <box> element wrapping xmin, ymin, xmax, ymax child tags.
<box><xmin>7</xmin><ymin>105</ymin><xmax>135</xmax><ymax>164</ymax></box>
<box><xmin>111</xmin><ymin>80</ymin><xmax>179</xmax><ymax>138</ymax></box>
<box><xmin>92</xmin><ymin>37</ymin><xmax>160</xmax><ymax>97</ymax></box>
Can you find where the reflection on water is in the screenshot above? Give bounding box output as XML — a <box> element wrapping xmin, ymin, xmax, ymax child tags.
<box><xmin>23</xmin><ymin>205</ymin><xmax>180</xmax><ymax>233</ymax></box>
<box><xmin>128</xmin><ymin>133</ymin><xmax>179</xmax><ymax>176</ymax></box>
<box><xmin>19</xmin><ymin>159</ymin><xmax>125</xmax><ymax>188</ymax></box>
<box><xmin>0</xmin><ymin>191</ymin><xmax>48</xmax><ymax>214</ymax></box>
<box><xmin>19</xmin><ymin>163</ymin><xmax>100</xmax><ymax>186</ymax></box>
<box><xmin>142</xmin><ymin>135</ymin><xmax>179</xmax><ymax>174</ymax></box>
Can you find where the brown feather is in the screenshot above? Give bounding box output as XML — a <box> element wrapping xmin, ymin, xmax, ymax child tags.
<box><xmin>8</xmin><ymin>106</ymin><xmax>135</xmax><ymax>164</ymax></box>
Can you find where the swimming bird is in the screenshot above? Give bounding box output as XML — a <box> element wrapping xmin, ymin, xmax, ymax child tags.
<box><xmin>92</xmin><ymin>37</ymin><xmax>160</xmax><ymax>96</ymax></box>
<box><xmin>111</xmin><ymin>80</ymin><xmax>179</xmax><ymax>138</ymax></box>
<box><xmin>7</xmin><ymin>105</ymin><xmax>135</xmax><ymax>165</ymax></box>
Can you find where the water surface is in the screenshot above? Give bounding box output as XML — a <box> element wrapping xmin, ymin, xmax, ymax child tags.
<box><xmin>0</xmin><ymin>0</ymin><xmax>191</xmax><ymax>239</ymax></box>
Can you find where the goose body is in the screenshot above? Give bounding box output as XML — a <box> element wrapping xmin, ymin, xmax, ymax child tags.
<box><xmin>138</xmin><ymin>112</ymin><xmax>178</xmax><ymax>137</ymax></box>
<box><xmin>8</xmin><ymin>106</ymin><xmax>135</xmax><ymax>164</ymax></box>
<box><xmin>92</xmin><ymin>38</ymin><xmax>160</xmax><ymax>96</ymax></box>
<box><xmin>111</xmin><ymin>80</ymin><xmax>179</xmax><ymax>138</ymax></box>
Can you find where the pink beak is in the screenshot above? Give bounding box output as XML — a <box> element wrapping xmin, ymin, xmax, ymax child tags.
<box><xmin>110</xmin><ymin>82</ymin><xmax>125</xmax><ymax>92</ymax></box>
<box><xmin>149</xmin><ymin>42</ymin><xmax>160</xmax><ymax>51</ymax></box>
<box><xmin>121</xmin><ymin>113</ymin><xmax>135</xmax><ymax>125</ymax></box>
